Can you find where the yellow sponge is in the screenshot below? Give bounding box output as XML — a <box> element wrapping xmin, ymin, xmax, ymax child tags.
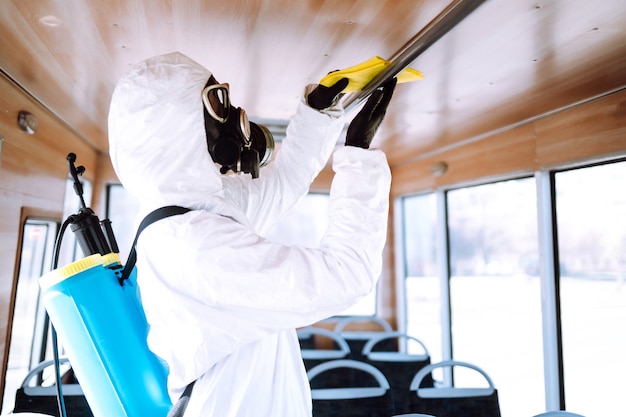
<box><xmin>320</xmin><ymin>56</ymin><xmax>424</xmax><ymax>93</ymax></box>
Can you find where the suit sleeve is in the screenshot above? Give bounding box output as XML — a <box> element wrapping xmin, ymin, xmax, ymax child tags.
<box><xmin>222</xmin><ymin>87</ymin><xmax>345</xmax><ymax>235</ymax></box>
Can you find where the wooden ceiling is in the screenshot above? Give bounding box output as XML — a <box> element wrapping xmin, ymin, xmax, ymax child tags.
<box><xmin>1</xmin><ymin>0</ymin><xmax>625</xmax><ymax>169</ymax></box>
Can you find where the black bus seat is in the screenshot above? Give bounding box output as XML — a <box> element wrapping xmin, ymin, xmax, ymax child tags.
<box><xmin>13</xmin><ymin>358</ymin><xmax>93</xmax><ymax>417</ymax></box>
<box><xmin>334</xmin><ymin>316</ymin><xmax>394</xmax><ymax>361</ymax></box>
<box><xmin>299</xmin><ymin>327</ymin><xmax>352</xmax><ymax>371</ymax></box>
<box><xmin>307</xmin><ymin>359</ymin><xmax>394</xmax><ymax>417</ymax></box>
<box><xmin>361</xmin><ymin>332</ymin><xmax>433</xmax><ymax>414</ymax></box>
<box><xmin>408</xmin><ymin>360</ymin><xmax>501</xmax><ymax>417</ymax></box>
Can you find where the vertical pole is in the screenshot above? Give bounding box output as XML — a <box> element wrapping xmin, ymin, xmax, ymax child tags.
<box><xmin>536</xmin><ymin>170</ymin><xmax>565</xmax><ymax>410</ymax></box>
<box><xmin>394</xmin><ymin>198</ymin><xmax>408</xmax><ymax>339</ymax></box>
<box><xmin>436</xmin><ymin>189</ymin><xmax>453</xmax><ymax>385</ymax></box>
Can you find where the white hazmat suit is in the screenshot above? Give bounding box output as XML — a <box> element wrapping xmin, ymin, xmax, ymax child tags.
<box><xmin>108</xmin><ymin>52</ymin><xmax>391</xmax><ymax>417</ymax></box>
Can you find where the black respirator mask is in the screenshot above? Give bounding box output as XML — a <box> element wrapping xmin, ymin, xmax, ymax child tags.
<box><xmin>202</xmin><ymin>80</ymin><xmax>274</xmax><ymax>178</ymax></box>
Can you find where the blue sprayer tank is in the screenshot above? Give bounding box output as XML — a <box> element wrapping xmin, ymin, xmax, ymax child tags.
<box><xmin>39</xmin><ymin>253</ymin><xmax>172</xmax><ymax>417</ymax></box>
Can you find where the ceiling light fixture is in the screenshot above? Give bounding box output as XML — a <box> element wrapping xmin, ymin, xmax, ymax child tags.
<box><xmin>17</xmin><ymin>111</ymin><xmax>39</xmax><ymax>135</ymax></box>
<box><xmin>39</xmin><ymin>15</ymin><xmax>63</xmax><ymax>27</ymax></box>
<box><xmin>430</xmin><ymin>161</ymin><xmax>448</xmax><ymax>177</ymax></box>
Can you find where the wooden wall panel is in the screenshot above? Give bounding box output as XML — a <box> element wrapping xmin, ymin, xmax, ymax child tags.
<box><xmin>0</xmin><ymin>192</ymin><xmax>20</xmax><ymax>405</ymax></box>
<box><xmin>535</xmin><ymin>89</ymin><xmax>626</xmax><ymax>168</ymax></box>
<box><xmin>391</xmin><ymin>89</ymin><xmax>626</xmax><ymax>197</ymax></box>
<box><xmin>311</xmin><ymin>160</ymin><xmax>334</xmax><ymax>193</ymax></box>
<box><xmin>0</xmin><ymin>72</ymin><xmax>98</xmax><ymax>404</ymax></box>
<box><xmin>0</xmin><ymin>74</ymin><xmax>98</xmax><ymax>184</ymax></box>
<box><xmin>440</xmin><ymin>124</ymin><xmax>536</xmax><ymax>185</ymax></box>
<box><xmin>378</xmin><ymin>209</ymin><xmax>396</xmax><ymax>330</ymax></box>
<box><xmin>391</xmin><ymin>124</ymin><xmax>536</xmax><ymax>196</ymax></box>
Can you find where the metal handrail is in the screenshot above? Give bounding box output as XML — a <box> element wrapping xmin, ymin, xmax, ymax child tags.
<box><xmin>343</xmin><ymin>0</ymin><xmax>489</xmax><ymax>112</ymax></box>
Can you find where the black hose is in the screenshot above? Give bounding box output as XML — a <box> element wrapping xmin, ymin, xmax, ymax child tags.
<box><xmin>51</xmin><ymin>328</ymin><xmax>67</xmax><ymax>417</ymax></box>
<box><xmin>50</xmin><ymin>216</ymin><xmax>74</xmax><ymax>417</ymax></box>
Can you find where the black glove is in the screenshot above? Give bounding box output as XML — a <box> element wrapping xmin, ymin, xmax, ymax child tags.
<box><xmin>345</xmin><ymin>78</ymin><xmax>397</xmax><ymax>149</ymax></box>
<box><xmin>307</xmin><ymin>77</ymin><xmax>349</xmax><ymax>110</ymax></box>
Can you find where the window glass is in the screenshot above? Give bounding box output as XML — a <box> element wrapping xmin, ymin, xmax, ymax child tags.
<box><xmin>447</xmin><ymin>178</ymin><xmax>543</xmax><ymax>417</ymax></box>
<box><xmin>555</xmin><ymin>161</ymin><xmax>626</xmax><ymax>416</ymax></box>
<box><xmin>2</xmin><ymin>219</ymin><xmax>57</xmax><ymax>414</ymax></box>
<box><xmin>3</xmin><ymin>178</ymin><xmax>94</xmax><ymax>412</ymax></box>
<box><xmin>402</xmin><ymin>194</ymin><xmax>441</xmax><ymax>362</ymax></box>
<box><xmin>106</xmin><ymin>184</ymin><xmax>140</xmax><ymax>261</ymax></box>
<box><xmin>58</xmin><ymin>178</ymin><xmax>93</xmax><ymax>264</ymax></box>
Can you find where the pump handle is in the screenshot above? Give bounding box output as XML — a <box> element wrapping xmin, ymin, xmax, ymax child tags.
<box><xmin>67</xmin><ymin>153</ymin><xmax>87</xmax><ymax>209</ymax></box>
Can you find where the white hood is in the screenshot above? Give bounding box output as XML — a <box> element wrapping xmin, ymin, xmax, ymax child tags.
<box><xmin>108</xmin><ymin>52</ymin><xmax>223</xmax><ymax>213</ymax></box>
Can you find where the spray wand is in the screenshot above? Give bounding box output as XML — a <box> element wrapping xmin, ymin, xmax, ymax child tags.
<box><xmin>66</xmin><ymin>152</ymin><xmax>119</xmax><ymax>256</ymax></box>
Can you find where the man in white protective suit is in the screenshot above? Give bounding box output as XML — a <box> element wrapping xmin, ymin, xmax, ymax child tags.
<box><xmin>108</xmin><ymin>51</ymin><xmax>396</xmax><ymax>417</ymax></box>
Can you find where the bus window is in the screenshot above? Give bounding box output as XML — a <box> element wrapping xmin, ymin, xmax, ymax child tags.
<box><xmin>2</xmin><ymin>178</ymin><xmax>91</xmax><ymax>413</ymax></box>
<box><xmin>106</xmin><ymin>184</ymin><xmax>140</xmax><ymax>261</ymax></box>
<box><xmin>401</xmin><ymin>193</ymin><xmax>442</xmax><ymax>362</ymax></box>
<box><xmin>447</xmin><ymin>177</ymin><xmax>543</xmax><ymax>417</ymax></box>
<box><xmin>555</xmin><ymin>161</ymin><xmax>626</xmax><ymax>416</ymax></box>
<box><xmin>57</xmin><ymin>178</ymin><xmax>93</xmax><ymax>267</ymax></box>
<box><xmin>2</xmin><ymin>218</ymin><xmax>57</xmax><ymax>414</ymax></box>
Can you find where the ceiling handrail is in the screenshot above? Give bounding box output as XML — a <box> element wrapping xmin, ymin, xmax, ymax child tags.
<box><xmin>343</xmin><ymin>0</ymin><xmax>489</xmax><ymax>112</ymax></box>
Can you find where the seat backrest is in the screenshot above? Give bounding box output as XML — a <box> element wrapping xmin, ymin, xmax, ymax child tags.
<box><xmin>13</xmin><ymin>358</ymin><xmax>93</xmax><ymax>417</ymax></box>
<box><xmin>362</xmin><ymin>331</ymin><xmax>429</xmax><ymax>359</ymax></box>
<box><xmin>334</xmin><ymin>316</ymin><xmax>393</xmax><ymax>333</ymax></box>
<box><xmin>408</xmin><ymin>360</ymin><xmax>501</xmax><ymax>417</ymax></box>
<box><xmin>298</xmin><ymin>327</ymin><xmax>351</xmax><ymax>370</ymax></box>
<box><xmin>297</xmin><ymin>326</ymin><xmax>316</xmax><ymax>350</ymax></box>
<box><xmin>307</xmin><ymin>359</ymin><xmax>394</xmax><ymax>417</ymax></box>
<box><xmin>362</xmin><ymin>332</ymin><xmax>433</xmax><ymax>415</ymax></box>
<box><xmin>390</xmin><ymin>414</ymin><xmax>437</xmax><ymax>417</ymax></box>
<box><xmin>334</xmin><ymin>316</ymin><xmax>394</xmax><ymax>361</ymax></box>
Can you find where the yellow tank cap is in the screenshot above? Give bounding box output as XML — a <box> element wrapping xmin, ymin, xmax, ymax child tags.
<box><xmin>39</xmin><ymin>254</ymin><xmax>103</xmax><ymax>291</ymax></box>
<box><xmin>101</xmin><ymin>252</ymin><xmax>121</xmax><ymax>266</ymax></box>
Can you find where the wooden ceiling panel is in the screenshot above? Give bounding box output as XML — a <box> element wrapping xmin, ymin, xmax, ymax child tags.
<box><xmin>383</xmin><ymin>0</ymin><xmax>626</xmax><ymax>166</ymax></box>
<box><xmin>1</xmin><ymin>0</ymin><xmax>625</xmax><ymax>169</ymax></box>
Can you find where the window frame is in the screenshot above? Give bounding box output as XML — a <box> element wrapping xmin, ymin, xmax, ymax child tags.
<box><xmin>396</xmin><ymin>156</ymin><xmax>626</xmax><ymax>413</ymax></box>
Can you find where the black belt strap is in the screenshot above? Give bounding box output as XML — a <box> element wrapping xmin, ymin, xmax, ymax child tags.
<box><xmin>119</xmin><ymin>205</ymin><xmax>192</xmax><ymax>284</ymax></box>
<box><xmin>119</xmin><ymin>205</ymin><xmax>196</xmax><ymax>415</ymax></box>
<box><xmin>167</xmin><ymin>381</ymin><xmax>196</xmax><ymax>417</ymax></box>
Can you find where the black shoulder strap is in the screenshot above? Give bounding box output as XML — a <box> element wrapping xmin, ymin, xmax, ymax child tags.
<box><xmin>119</xmin><ymin>205</ymin><xmax>191</xmax><ymax>284</ymax></box>
<box><xmin>166</xmin><ymin>381</ymin><xmax>196</xmax><ymax>417</ymax></box>
<box><xmin>119</xmin><ymin>205</ymin><xmax>197</xmax><ymax>415</ymax></box>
